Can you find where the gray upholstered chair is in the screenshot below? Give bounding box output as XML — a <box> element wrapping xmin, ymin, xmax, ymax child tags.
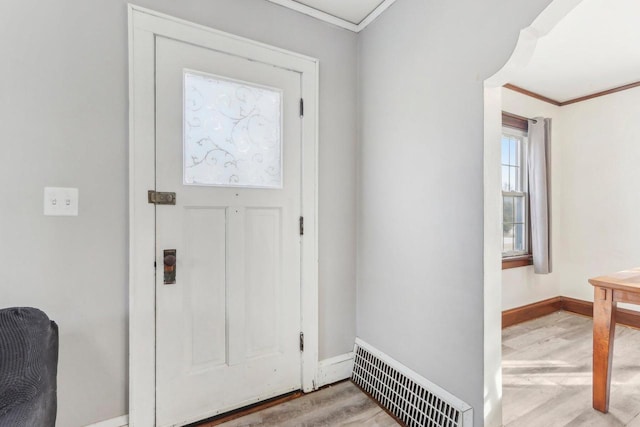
<box><xmin>0</xmin><ymin>307</ymin><xmax>58</xmax><ymax>427</ymax></box>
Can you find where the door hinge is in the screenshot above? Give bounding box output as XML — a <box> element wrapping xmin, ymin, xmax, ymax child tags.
<box><xmin>299</xmin><ymin>332</ymin><xmax>304</xmax><ymax>352</ymax></box>
<box><xmin>148</xmin><ymin>190</ymin><xmax>176</xmax><ymax>205</ymax></box>
<box><xmin>299</xmin><ymin>216</ymin><xmax>304</xmax><ymax>236</ymax></box>
<box><xmin>299</xmin><ymin>98</ymin><xmax>304</xmax><ymax>117</ymax></box>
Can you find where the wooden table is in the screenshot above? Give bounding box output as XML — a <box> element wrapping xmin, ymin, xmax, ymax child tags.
<box><xmin>589</xmin><ymin>268</ymin><xmax>640</xmax><ymax>413</ymax></box>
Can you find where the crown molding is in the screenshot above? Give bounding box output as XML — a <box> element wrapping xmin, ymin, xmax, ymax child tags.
<box><xmin>504</xmin><ymin>82</ymin><xmax>640</xmax><ymax>107</ymax></box>
<box><xmin>266</xmin><ymin>0</ymin><xmax>397</xmax><ymax>33</ymax></box>
<box><xmin>560</xmin><ymin>81</ymin><xmax>640</xmax><ymax>106</ymax></box>
<box><xmin>503</xmin><ymin>84</ymin><xmax>561</xmax><ymax>106</ymax></box>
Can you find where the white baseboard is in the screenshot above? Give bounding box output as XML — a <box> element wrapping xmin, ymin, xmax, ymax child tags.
<box><xmin>85</xmin><ymin>414</ymin><xmax>128</xmax><ymax>427</ymax></box>
<box><xmin>316</xmin><ymin>352</ymin><xmax>355</xmax><ymax>388</ymax></box>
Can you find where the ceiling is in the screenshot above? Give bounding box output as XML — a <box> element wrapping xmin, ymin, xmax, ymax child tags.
<box><xmin>266</xmin><ymin>0</ymin><xmax>394</xmax><ymax>31</ymax></box>
<box><xmin>268</xmin><ymin>0</ymin><xmax>640</xmax><ymax>100</ymax></box>
<box><xmin>509</xmin><ymin>0</ymin><xmax>640</xmax><ymax>103</ymax></box>
<box><xmin>293</xmin><ymin>0</ymin><xmax>385</xmax><ymax>25</ymax></box>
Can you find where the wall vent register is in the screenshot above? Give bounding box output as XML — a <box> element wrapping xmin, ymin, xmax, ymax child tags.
<box><xmin>352</xmin><ymin>339</ymin><xmax>473</xmax><ymax>427</ymax></box>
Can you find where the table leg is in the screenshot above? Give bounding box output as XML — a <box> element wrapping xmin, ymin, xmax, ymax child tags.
<box><xmin>593</xmin><ymin>286</ymin><xmax>616</xmax><ymax>413</ymax></box>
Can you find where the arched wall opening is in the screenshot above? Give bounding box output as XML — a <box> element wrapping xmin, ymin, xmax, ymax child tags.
<box><xmin>483</xmin><ymin>1</ymin><xmax>584</xmax><ymax>425</ymax></box>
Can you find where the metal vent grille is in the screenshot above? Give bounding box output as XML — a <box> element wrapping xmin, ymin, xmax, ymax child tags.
<box><xmin>352</xmin><ymin>339</ymin><xmax>473</xmax><ymax>427</ymax></box>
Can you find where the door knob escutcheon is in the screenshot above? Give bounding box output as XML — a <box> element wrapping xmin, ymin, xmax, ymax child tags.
<box><xmin>163</xmin><ymin>249</ymin><xmax>176</xmax><ymax>284</ymax></box>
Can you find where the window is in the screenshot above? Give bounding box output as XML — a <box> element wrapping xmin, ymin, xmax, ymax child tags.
<box><xmin>183</xmin><ymin>71</ymin><xmax>283</xmax><ymax>188</ymax></box>
<box><xmin>501</xmin><ymin>113</ymin><xmax>532</xmax><ymax>269</ymax></box>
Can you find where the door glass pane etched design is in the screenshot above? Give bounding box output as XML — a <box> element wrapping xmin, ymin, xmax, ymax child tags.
<box><xmin>184</xmin><ymin>71</ymin><xmax>283</xmax><ymax>188</ymax></box>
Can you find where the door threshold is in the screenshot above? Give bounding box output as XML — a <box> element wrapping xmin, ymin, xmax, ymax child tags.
<box><xmin>189</xmin><ymin>380</ymin><xmax>352</xmax><ymax>426</ymax></box>
<box><xmin>188</xmin><ymin>390</ymin><xmax>304</xmax><ymax>427</ymax></box>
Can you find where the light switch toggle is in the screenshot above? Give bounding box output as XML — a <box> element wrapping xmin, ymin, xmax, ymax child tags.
<box><xmin>44</xmin><ymin>187</ymin><xmax>79</xmax><ymax>216</ymax></box>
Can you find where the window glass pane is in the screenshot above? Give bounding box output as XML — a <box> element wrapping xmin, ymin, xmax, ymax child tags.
<box><xmin>184</xmin><ymin>71</ymin><xmax>283</xmax><ymax>188</ymax></box>
<box><xmin>509</xmin><ymin>138</ymin><xmax>517</xmax><ymax>165</ymax></box>
<box><xmin>509</xmin><ymin>167</ymin><xmax>517</xmax><ymax>192</ymax></box>
<box><xmin>501</xmin><ymin>166</ymin><xmax>509</xmax><ymax>191</ymax></box>
<box><xmin>515</xmin><ymin>196</ymin><xmax>524</xmax><ymax>223</ymax></box>
<box><xmin>514</xmin><ymin>224</ymin><xmax>525</xmax><ymax>252</ymax></box>
<box><xmin>517</xmin><ymin>139</ymin><xmax>522</xmax><ymax>167</ymax></box>
<box><xmin>501</xmin><ymin>138</ymin><xmax>510</xmax><ymax>165</ymax></box>
<box><xmin>503</xmin><ymin>196</ymin><xmax>513</xmax><ymax>227</ymax></box>
<box><xmin>503</xmin><ymin>226</ymin><xmax>514</xmax><ymax>253</ymax></box>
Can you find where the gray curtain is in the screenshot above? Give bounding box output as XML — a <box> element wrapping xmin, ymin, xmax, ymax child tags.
<box><xmin>528</xmin><ymin>118</ymin><xmax>552</xmax><ymax>274</ymax></box>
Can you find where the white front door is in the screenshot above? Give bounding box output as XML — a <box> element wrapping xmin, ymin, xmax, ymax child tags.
<box><xmin>154</xmin><ymin>35</ymin><xmax>302</xmax><ymax>427</ymax></box>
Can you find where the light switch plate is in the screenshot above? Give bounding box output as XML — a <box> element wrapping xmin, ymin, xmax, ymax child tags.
<box><xmin>44</xmin><ymin>187</ymin><xmax>79</xmax><ymax>216</ymax></box>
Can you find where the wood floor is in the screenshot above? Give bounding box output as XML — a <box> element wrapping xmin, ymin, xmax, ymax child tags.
<box><xmin>503</xmin><ymin>311</ymin><xmax>640</xmax><ymax>427</ymax></box>
<box><xmin>202</xmin><ymin>381</ymin><xmax>399</xmax><ymax>426</ymax></box>
<box><xmin>196</xmin><ymin>311</ymin><xmax>640</xmax><ymax>427</ymax></box>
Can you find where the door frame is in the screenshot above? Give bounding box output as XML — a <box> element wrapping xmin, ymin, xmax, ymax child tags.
<box><xmin>128</xmin><ymin>5</ymin><xmax>319</xmax><ymax>426</ymax></box>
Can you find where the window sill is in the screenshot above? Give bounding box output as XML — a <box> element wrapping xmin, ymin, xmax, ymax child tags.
<box><xmin>502</xmin><ymin>255</ymin><xmax>533</xmax><ymax>270</ymax></box>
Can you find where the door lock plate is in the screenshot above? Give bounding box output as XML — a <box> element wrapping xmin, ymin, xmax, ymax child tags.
<box><xmin>148</xmin><ymin>190</ymin><xmax>176</xmax><ymax>205</ymax></box>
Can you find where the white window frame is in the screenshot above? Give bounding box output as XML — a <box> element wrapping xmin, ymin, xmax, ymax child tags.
<box><xmin>501</xmin><ymin>127</ymin><xmax>529</xmax><ymax>258</ymax></box>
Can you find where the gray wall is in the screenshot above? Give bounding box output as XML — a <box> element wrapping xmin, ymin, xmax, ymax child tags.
<box><xmin>357</xmin><ymin>1</ymin><xmax>553</xmax><ymax>425</ymax></box>
<box><xmin>0</xmin><ymin>1</ymin><xmax>357</xmax><ymax>425</ymax></box>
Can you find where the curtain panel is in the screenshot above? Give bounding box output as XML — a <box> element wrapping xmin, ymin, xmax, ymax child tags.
<box><xmin>528</xmin><ymin>118</ymin><xmax>552</xmax><ymax>274</ymax></box>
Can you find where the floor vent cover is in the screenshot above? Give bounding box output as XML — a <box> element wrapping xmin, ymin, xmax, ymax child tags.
<box><xmin>352</xmin><ymin>339</ymin><xmax>473</xmax><ymax>427</ymax></box>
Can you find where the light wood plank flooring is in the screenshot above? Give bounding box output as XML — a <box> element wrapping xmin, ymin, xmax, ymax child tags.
<box><xmin>208</xmin><ymin>381</ymin><xmax>399</xmax><ymax>426</ymax></box>
<box><xmin>503</xmin><ymin>311</ymin><xmax>640</xmax><ymax>426</ymax></box>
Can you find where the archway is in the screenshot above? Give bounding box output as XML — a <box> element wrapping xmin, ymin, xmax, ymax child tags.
<box><xmin>482</xmin><ymin>1</ymin><xmax>584</xmax><ymax>425</ymax></box>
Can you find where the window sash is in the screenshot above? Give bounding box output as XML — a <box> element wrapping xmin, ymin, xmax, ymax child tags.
<box><xmin>501</xmin><ymin>126</ymin><xmax>529</xmax><ymax>259</ymax></box>
<box><xmin>502</xmin><ymin>192</ymin><xmax>528</xmax><ymax>257</ymax></box>
<box><xmin>501</xmin><ymin>129</ymin><xmax>528</xmax><ymax>193</ymax></box>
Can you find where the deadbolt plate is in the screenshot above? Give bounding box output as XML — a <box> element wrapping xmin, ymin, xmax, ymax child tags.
<box><xmin>148</xmin><ymin>190</ymin><xmax>176</xmax><ymax>205</ymax></box>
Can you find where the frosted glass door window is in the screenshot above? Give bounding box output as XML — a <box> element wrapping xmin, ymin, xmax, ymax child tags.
<box><xmin>184</xmin><ymin>71</ymin><xmax>283</xmax><ymax>188</ymax></box>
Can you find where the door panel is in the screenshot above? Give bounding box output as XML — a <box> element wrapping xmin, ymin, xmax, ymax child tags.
<box><xmin>184</xmin><ymin>207</ymin><xmax>227</xmax><ymax>368</ymax></box>
<box><xmin>154</xmin><ymin>35</ymin><xmax>302</xmax><ymax>427</ymax></box>
<box><xmin>244</xmin><ymin>207</ymin><xmax>283</xmax><ymax>359</ymax></box>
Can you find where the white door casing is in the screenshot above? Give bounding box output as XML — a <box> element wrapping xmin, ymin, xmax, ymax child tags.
<box><xmin>128</xmin><ymin>6</ymin><xmax>319</xmax><ymax>427</ymax></box>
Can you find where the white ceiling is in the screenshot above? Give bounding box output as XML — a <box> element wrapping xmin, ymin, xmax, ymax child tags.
<box><xmin>266</xmin><ymin>0</ymin><xmax>394</xmax><ymax>31</ymax></box>
<box><xmin>293</xmin><ymin>0</ymin><xmax>386</xmax><ymax>25</ymax></box>
<box><xmin>509</xmin><ymin>0</ymin><xmax>640</xmax><ymax>103</ymax></box>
